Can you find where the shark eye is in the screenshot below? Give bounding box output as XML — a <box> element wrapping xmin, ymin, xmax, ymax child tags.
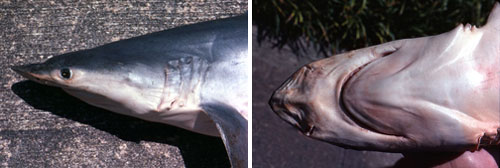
<box><xmin>60</xmin><ymin>68</ymin><xmax>72</xmax><ymax>79</ymax></box>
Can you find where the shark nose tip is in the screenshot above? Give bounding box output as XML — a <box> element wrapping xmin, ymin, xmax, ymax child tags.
<box><xmin>11</xmin><ymin>63</ymin><xmax>43</xmax><ymax>74</ymax></box>
<box><xmin>11</xmin><ymin>65</ymin><xmax>27</xmax><ymax>74</ymax></box>
<box><xmin>10</xmin><ymin>64</ymin><xmax>41</xmax><ymax>80</ymax></box>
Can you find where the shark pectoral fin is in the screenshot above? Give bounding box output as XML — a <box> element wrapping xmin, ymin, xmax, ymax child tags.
<box><xmin>201</xmin><ymin>103</ymin><xmax>247</xmax><ymax>168</ymax></box>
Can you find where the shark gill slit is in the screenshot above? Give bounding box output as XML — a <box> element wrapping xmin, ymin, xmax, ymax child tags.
<box><xmin>157</xmin><ymin>68</ymin><xmax>169</xmax><ymax>112</ymax></box>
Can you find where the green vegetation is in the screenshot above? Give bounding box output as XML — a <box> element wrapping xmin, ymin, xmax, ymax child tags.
<box><xmin>254</xmin><ymin>0</ymin><xmax>496</xmax><ymax>56</ymax></box>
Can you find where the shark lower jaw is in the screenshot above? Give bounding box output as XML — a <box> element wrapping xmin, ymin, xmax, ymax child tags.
<box><xmin>62</xmin><ymin>86</ymin><xmax>221</xmax><ymax>137</ymax></box>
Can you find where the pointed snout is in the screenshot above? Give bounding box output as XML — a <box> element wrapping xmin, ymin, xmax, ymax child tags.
<box><xmin>11</xmin><ymin>63</ymin><xmax>52</xmax><ymax>82</ymax></box>
<box><xmin>269</xmin><ymin>67</ymin><xmax>318</xmax><ymax>136</ymax></box>
<box><xmin>12</xmin><ymin>64</ymin><xmax>35</xmax><ymax>78</ymax></box>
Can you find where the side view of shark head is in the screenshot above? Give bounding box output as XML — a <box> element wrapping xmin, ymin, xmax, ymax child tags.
<box><xmin>12</xmin><ymin>14</ymin><xmax>250</xmax><ymax>168</ymax></box>
<box><xmin>12</xmin><ymin>49</ymin><xmax>167</xmax><ymax>118</ymax></box>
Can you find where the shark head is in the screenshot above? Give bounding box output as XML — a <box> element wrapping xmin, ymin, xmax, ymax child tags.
<box><xmin>12</xmin><ymin>45</ymin><xmax>221</xmax><ymax>137</ymax></box>
<box><xmin>12</xmin><ymin>49</ymin><xmax>166</xmax><ymax>118</ymax></box>
<box><xmin>270</xmin><ymin>3</ymin><xmax>500</xmax><ymax>152</ymax></box>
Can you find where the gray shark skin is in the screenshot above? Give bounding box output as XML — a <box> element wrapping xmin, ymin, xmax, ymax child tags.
<box><xmin>12</xmin><ymin>14</ymin><xmax>248</xmax><ymax>168</ymax></box>
<box><xmin>270</xmin><ymin>3</ymin><xmax>499</xmax><ymax>155</ymax></box>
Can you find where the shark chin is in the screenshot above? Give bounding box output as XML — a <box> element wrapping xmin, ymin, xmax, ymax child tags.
<box><xmin>271</xmin><ymin>3</ymin><xmax>500</xmax><ymax>153</ymax></box>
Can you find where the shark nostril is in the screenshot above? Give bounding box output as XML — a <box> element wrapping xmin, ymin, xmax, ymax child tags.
<box><xmin>305</xmin><ymin>125</ymin><xmax>315</xmax><ymax>136</ymax></box>
<box><xmin>295</xmin><ymin>119</ymin><xmax>315</xmax><ymax>136</ymax></box>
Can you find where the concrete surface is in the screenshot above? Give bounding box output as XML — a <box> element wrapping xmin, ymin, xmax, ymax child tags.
<box><xmin>252</xmin><ymin>28</ymin><xmax>500</xmax><ymax>167</ymax></box>
<box><xmin>1</xmin><ymin>1</ymin><xmax>246</xmax><ymax>167</ymax></box>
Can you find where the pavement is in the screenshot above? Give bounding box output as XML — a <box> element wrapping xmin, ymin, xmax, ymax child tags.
<box><xmin>1</xmin><ymin>1</ymin><xmax>246</xmax><ymax>167</ymax></box>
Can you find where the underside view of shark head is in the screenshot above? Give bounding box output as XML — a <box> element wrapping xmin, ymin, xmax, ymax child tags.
<box><xmin>271</xmin><ymin>3</ymin><xmax>499</xmax><ymax>153</ymax></box>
